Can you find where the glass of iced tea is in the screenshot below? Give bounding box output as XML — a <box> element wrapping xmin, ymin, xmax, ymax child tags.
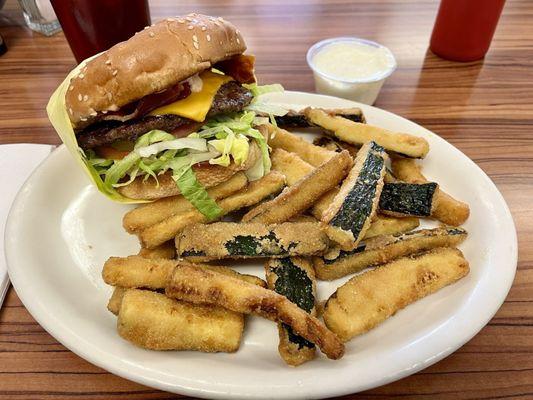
<box><xmin>50</xmin><ymin>0</ymin><xmax>151</xmax><ymax>63</ymax></box>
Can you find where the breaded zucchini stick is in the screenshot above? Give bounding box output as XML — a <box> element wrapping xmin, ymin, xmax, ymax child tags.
<box><xmin>118</xmin><ymin>289</ymin><xmax>243</xmax><ymax>352</ymax></box>
<box><xmin>176</xmin><ymin>222</ymin><xmax>328</xmax><ymax>261</ymax></box>
<box><xmin>266</xmin><ymin>124</ymin><xmax>335</xmax><ymax>167</ymax></box>
<box><xmin>271</xmin><ymin>148</ymin><xmax>314</xmax><ymax>186</ymax></box>
<box><xmin>265</xmin><ymin>257</ymin><xmax>317</xmax><ymax>366</ymax></box>
<box><xmin>323</xmin><ymin>247</ymin><xmax>469</xmax><ymax>341</ymax></box>
<box><xmin>165</xmin><ymin>262</ymin><xmax>345</xmax><ymax>360</ymax></box>
<box><xmin>107</xmin><ymin>287</ymin><xmax>127</xmax><ymax>315</ymax></box>
<box><xmin>137</xmin><ymin>241</ymin><xmax>176</xmax><ymax>260</ymax></box>
<box><xmin>139</xmin><ymin>171</ymin><xmax>285</xmax><ymax>248</ymax></box>
<box><xmin>304</xmin><ymin>108</ymin><xmax>429</xmax><ymax>159</ymax></box>
<box><xmin>314</xmin><ymin>226</ymin><xmax>467</xmax><ymax>280</ymax></box>
<box><xmin>391</xmin><ymin>158</ymin><xmax>470</xmax><ymax>225</ymax></box>
<box><xmin>379</xmin><ymin>182</ymin><xmax>438</xmax><ymax>218</ymax></box>
<box><xmin>103</xmin><ymin>255</ymin><xmax>266</xmax><ymax>289</ymax></box>
<box><xmin>123</xmin><ymin>173</ymin><xmax>248</xmax><ymax>233</ymax></box>
<box><xmin>322</xmin><ymin>142</ymin><xmax>387</xmax><ymax>250</ymax></box>
<box><xmin>364</xmin><ymin>215</ymin><xmax>420</xmax><ymax>239</ymax></box>
<box><xmin>243</xmin><ymin>150</ymin><xmax>353</xmax><ymax>224</ymax></box>
<box><xmin>274</xmin><ymin>107</ymin><xmax>365</xmax><ymax>128</ymax></box>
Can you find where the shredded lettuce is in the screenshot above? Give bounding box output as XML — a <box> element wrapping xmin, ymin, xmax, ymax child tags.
<box><xmin>243</xmin><ymin>83</ymin><xmax>284</xmax><ymax>97</ymax></box>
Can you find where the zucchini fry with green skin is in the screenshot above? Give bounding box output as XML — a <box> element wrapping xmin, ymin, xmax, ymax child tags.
<box><xmin>304</xmin><ymin>108</ymin><xmax>429</xmax><ymax>159</ymax></box>
<box><xmin>103</xmin><ymin>255</ymin><xmax>266</xmax><ymax>289</ymax></box>
<box><xmin>314</xmin><ymin>226</ymin><xmax>467</xmax><ymax>280</ymax></box>
<box><xmin>165</xmin><ymin>262</ymin><xmax>345</xmax><ymax>360</ymax></box>
<box><xmin>266</xmin><ymin>257</ymin><xmax>317</xmax><ymax>366</ymax></box>
<box><xmin>123</xmin><ymin>173</ymin><xmax>248</xmax><ymax>233</ymax></box>
<box><xmin>118</xmin><ymin>289</ymin><xmax>244</xmax><ymax>352</ymax></box>
<box><xmin>243</xmin><ymin>150</ymin><xmax>353</xmax><ymax>224</ymax></box>
<box><xmin>274</xmin><ymin>107</ymin><xmax>366</xmax><ymax>128</ymax></box>
<box><xmin>266</xmin><ymin>124</ymin><xmax>335</xmax><ymax>167</ymax></box>
<box><xmin>139</xmin><ymin>171</ymin><xmax>286</xmax><ymax>249</ymax></box>
<box><xmin>391</xmin><ymin>157</ymin><xmax>470</xmax><ymax>225</ymax></box>
<box><xmin>271</xmin><ymin>148</ymin><xmax>315</xmax><ymax>186</ymax></box>
<box><xmin>323</xmin><ymin>247</ymin><xmax>470</xmax><ymax>341</ymax></box>
<box><xmin>322</xmin><ymin>142</ymin><xmax>387</xmax><ymax>250</ymax></box>
<box><xmin>379</xmin><ymin>182</ymin><xmax>438</xmax><ymax>218</ymax></box>
<box><xmin>177</xmin><ymin>222</ymin><xmax>329</xmax><ymax>261</ymax></box>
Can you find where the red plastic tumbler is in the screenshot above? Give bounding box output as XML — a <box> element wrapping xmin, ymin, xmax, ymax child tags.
<box><xmin>430</xmin><ymin>0</ymin><xmax>506</xmax><ymax>62</ymax></box>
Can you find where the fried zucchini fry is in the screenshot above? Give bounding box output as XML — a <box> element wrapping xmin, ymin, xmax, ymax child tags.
<box><xmin>271</xmin><ymin>148</ymin><xmax>314</xmax><ymax>186</ymax></box>
<box><xmin>364</xmin><ymin>215</ymin><xmax>420</xmax><ymax>239</ymax></box>
<box><xmin>304</xmin><ymin>108</ymin><xmax>429</xmax><ymax>159</ymax></box>
<box><xmin>274</xmin><ymin>107</ymin><xmax>365</xmax><ymax>128</ymax></box>
<box><xmin>322</xmin><ymin>142</ymin><xmax>387</xmax><ymax>250</ymax></box>
<box><xmin>391</xmin><ymin>158</ymin><xmax>470</xmax><ymax>225</ymax></box>
<box><xmin>379</xmin><ymin>182</ymin><xmax>438</xmax><ymax>218</ymax></box>
<box><xmin>139</xmin><ymin>172</ymin><xmax>285</xmax><ymax>248</ymax></box>
<box><xmin>138</xmin><ymin>241</ymin><xmax>176</xmax><ymax>259</ymax></box>
<box><xmin>118</xmin><ymin>289</ymin><xmax>243</xmax><ymax>352</ymax></box>
<box><xmin>123</xmin><ymin>173</ymin><xmax>248</xmax><ymax>233</ymax></box>
<box><xmin>107</xmin><ymin>287</ymin><xmax>127</xmax><ymax>315</ymax></box>
<box><xmin>177</xmin><ymin>222</ymin><xmax>328</xmax><ymax>260</ymax></box>
<box><xmin>323</xmin><ymin>247</ymin><xmax>469</xmax><ymax>341</ymax></box>
<box><xmin>314</xmin><ymin>226</ymin><xmax>467</xmax><ymax>280</ymax></box>
<box><xmin>165</xmin><ymin>262</ymin><xmax>345</xmax><ymax>360</ymax></box>
<box><xmin>243</xmin><ymin>150</ymin><xmax>352</xmax><ymax>224</ymax></box>
<box><xmin>266</xmin><ymin>257</ymin><xmax>317</xmax><ymax>366</ymax></box>
<box><xmin>266</xmin><ymin>124</ymin><xmax>335</xmax><ymax>167</ymax></box>
<box><xmin>103</xmin><ymin>255</ymin><xmax>266</xmax><ymax>289</ymax></box>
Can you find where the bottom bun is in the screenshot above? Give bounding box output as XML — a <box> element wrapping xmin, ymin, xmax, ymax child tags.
<box><xmin>117</xmin><ymin>142</ymin><xmax>261</xmax><ymax>200</ymax></box>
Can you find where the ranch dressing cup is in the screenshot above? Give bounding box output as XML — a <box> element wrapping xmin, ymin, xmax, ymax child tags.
<box><xmin>307</xmin><ymin>37</ymin><xmax>397</xmax><ymax>105</ymax></box>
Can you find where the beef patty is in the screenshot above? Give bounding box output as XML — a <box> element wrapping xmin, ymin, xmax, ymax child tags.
<box><xmin>77</xmin><ymin>81</ymin><xmax>253</xmax><ymax>150</ymax></box>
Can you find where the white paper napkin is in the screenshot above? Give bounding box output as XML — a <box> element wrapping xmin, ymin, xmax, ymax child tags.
<box><xmin>1</xmin><ymin>144</ymin><xmax>55</xmax><ymax>307</ymax></box>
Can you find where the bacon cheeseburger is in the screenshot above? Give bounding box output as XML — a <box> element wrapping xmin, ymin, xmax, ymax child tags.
<box><xmin>47</xmin><ymin>13</ymin><xmax>285</xmax><ymax>219</ymax></box>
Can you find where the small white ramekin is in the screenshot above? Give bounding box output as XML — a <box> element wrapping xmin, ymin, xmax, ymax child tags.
<box><xmin>306</xmin><ymin>37</ymin><xmax>397</xmax><ymax>105</ymax></box>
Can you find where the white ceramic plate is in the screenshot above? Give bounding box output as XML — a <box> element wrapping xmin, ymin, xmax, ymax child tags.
<box><xmin>5</xmin><ymin>91</ymin><xmax>517</xmax><ymax>399</ymax></box>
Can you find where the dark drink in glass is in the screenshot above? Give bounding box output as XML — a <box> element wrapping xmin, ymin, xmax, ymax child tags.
<box><xmin>51</xmin><ymin>0</ymin><xmax>151</xmax><ymax>63</ymax></box>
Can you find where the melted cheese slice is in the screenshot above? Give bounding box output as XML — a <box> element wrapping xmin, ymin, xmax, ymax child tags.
<box><xmin>149</xmin><ymin>71</ymin><xmax>233</xmax><ymax>122</ymax></box>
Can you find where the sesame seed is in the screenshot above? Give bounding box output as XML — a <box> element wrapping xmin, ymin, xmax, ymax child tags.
<box><xmin>107</xmin><ymin>93</ymin><xmax>112</xmax><ymax>100</ymax></box>
<box><xmin>79</xmin><ymin>73</ymin><xmax>84</xmax><ymax>79</ymax></box>
<box><xmin>90</xmin><ymin>111</ymin><xmax>97</xmax><ymax>116</ymax></box>
<box><xmin>178</xmin><ymin>19</ymin><xmax>185</xmax><ymax>23</ymax></box>
<box><xmin>78</xmin><ymin>94</ymin><xmax>82</xmax><ymax>101</ymax></box>
<box><xmin>192</xmin><ymin>34</ymin><xmax>198</xmax><ymax>42</ymax></box>
<box><xmin>144</xmin><ymin>26</ymin><xmax>149</xmax><ymax>30</ymax></box>
<box><xmin>206</xmin><ymin>34</ymin><xmax>211</xmax><ymax>42</ymax></box>
<box><xmin>105</xmin><ymin>60</ymin><xmax>111</xmax><ymax>65</ymax></box>
<box><xmin>80</xmin><ymin>117</ymin><xmax>87</xmax><ymax>121</ymax></box>
<box><xmin>188</xmin><ymin>25</ymin><xmax>194</xmax><ymax>30</ymax></box>
<box><xmin>193</xmin><ymin>41</ymin><xmax>199</xmax><ymax>50</ymax></box>
<box><xmin>69</xmin><ymin>108</ymin><xmax>73</xmax><ymax>115</ymax></box>
<box><xmin>102</xmin><ymin>110</ymin><xmax>108</xmax><ymax>114</ymax></box>
<box><xmin>149</xmin><ymin>32</ymin><xmax>155</xmax><ymax>37</ymax></box>
<box><xmin>219</xmin><ymin>41</ymin><xmax>223</xmax><ymax>45</ymax></box>
<box><xmin>69</xmin><ymin>86</ymin><xmax>73</xmax><ymax>91</ymax></box>
<box><xmin>236</xmin><ymin>38</ymin><xmax>240</xmax><ymax>44</ymax></box>
<box><xmin>201</xmin><ymin>26</ymin><xmax>207</xmax><ymax>31</ymax></box>
<box><xmin>113</xmin><ymin>70</ymin><xmax>118</xmax><ymax>76</ymax></box>
<box><xmin>83</xmin><ymin>95</ymin><xmax>88</xmax><ymax>101</ymax></box>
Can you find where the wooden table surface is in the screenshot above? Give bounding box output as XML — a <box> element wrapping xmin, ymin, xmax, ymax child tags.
<box><xmin>1</xmin><ymin>0</ymin><xmax>532</xmax><ymax>398</ymax></box>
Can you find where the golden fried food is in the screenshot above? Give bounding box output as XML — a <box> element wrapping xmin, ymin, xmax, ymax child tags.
<box><xmin>323</xmin><ymin>247</ymin><xmax>469</xmax><ymax>341</ymax></box>
<box><xmin>139</xmin><ymin>171</ymin><xmax>286</xmax><ymax>248</ymax></box>
<box><xmin>265</xmin><ymin>257</ymin><xmax>317</xmax><ymax>366</ymax></box>
<box><xmin>364</xmin><ymin>215</ymin><xmax>420</xmax><ymax>239</ymax></box>
<box><xmin>107</xmin><ymin>287</ymin><xmax>127</xmax><ymax>315</ymax></box>
<box><xmin>103</xmin><ymin>255</ymin><xmax>265</xmax><ymax>289</ymax></box>
<box><xmin>321</xmin><ymin>142</ymin><xmax>387</xmax><ymax>250</ymax></box>
<box><xmin>165</xmin><ymin>262</ymin><xmax>345</xmax><ymax>360</ymax></box>
<box><xmin>243</xmin><ymin>150</ymin><xmax>352</xmax><ymax>224</ymax></box>
<box><xmin>123</xmin><ymin>173</ymin><xmax>248</xmax><ymax>233</ymax></box>
<box><xmin>177</xmin><ymin>222</ymin><xmax>328</xmax><ymax>261</ymax></box>
<box><xmin>138</xmin><ymin>241</ymin><xmax>176</xmax><ymax>260</ymax></box>
<box><xmin>391</xmin><ymin>157</ymin><xmax>470</xmax><ymax>225</ymax></box>
<box><xmin>304</xmin><ymin>108</ymin><xmax>429</xmax><ymax>159</ymax></box>
<box><xmin>271</xmin><ymin>148</ymin><xmax>314</xmax><ymax>186</ymax></box>
<box><xmin>314</xmin><ymin>227</ymin><xmax>467</xmax><ymax>280</ymax></box>
<box><xmin>117</xmin><ymin>289</ymin><xmax>243</xmax><ymax>352</ymax></box>
<box><xmin>266</xmin><ymin>124</ymin><xmax>335</xmax><ymax>167</ymax></box>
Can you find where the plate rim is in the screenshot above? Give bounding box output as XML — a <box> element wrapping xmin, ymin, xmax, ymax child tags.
<box><xmin>5</xmin><ymin>91</ymin><xmax>518</xmax><ymax>399</ymax></box>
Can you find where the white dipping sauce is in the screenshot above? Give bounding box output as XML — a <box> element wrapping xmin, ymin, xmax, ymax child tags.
<box><xmin>307</xmin><ymin>38</ymin><xmax>396</xmax><ymax>105</ymax></box>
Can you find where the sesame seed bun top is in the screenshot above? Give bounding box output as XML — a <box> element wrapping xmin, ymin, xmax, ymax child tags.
<box><xmin>65</xmin><ymin>13</ymin><xmax>246</xmax><ymax>129</ymax></box>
